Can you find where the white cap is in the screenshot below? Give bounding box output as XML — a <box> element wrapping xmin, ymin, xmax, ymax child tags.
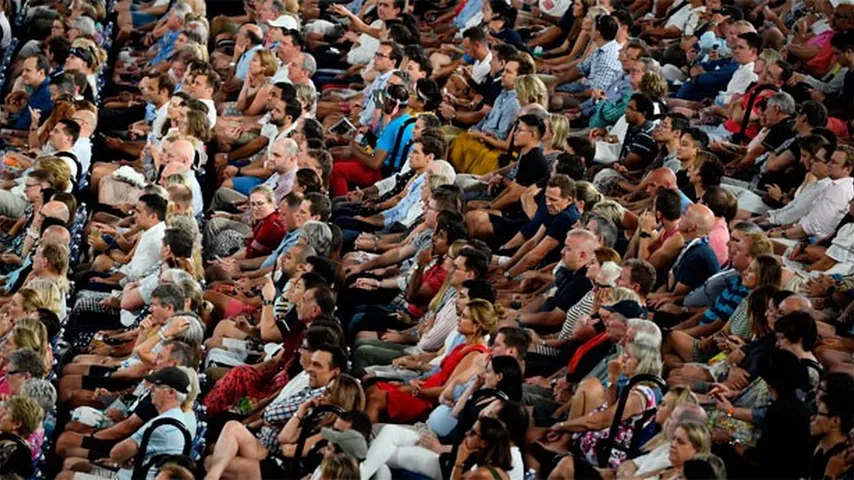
<box><xmin>269</xmin><ymin>14</ymin><xmax>300</xmax><ymax>31</ymax></box>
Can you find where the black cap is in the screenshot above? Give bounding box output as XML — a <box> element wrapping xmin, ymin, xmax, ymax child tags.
<box><xmin>68</xmin><ymin>47</ymin><xmax>95</xmax><ymax>68</ymax></box>
<box><xmin>145</xmin><ymin>366</ymin><xmax>190</xmax><ymax>394</ymax></box>
<box><xmin>603</xmin><ymin>300</ymin><xmax>647</xmax><ymax>319</ymax></box>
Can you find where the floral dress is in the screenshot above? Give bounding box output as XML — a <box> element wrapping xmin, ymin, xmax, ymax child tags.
<box><xmin>573</xmin><ymin>384</ymin><xmax>658</xmax><ymax>469</ymax></box>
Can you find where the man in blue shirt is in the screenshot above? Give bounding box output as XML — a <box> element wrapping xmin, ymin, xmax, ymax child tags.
<box><xmin>10</xmin><ymin>54</ymin><xmax>53</xmax><ymax>130</ymax></box>
<box><xmin>498</xmin><ymin>174</ymin><xmax>581</xmax><ymax>277</ymax></box>
<box><xmin>649</xmin><ymin>204</ymin><xmax>720</xmax><ymax>306</ymax></box>
<box><xmin>336</xmin><ymin>135</ymin><xmax>446</xmax><ymax>240</ymax></box>
<box><xmin>331</xmin><ymin>81</ymin><xmax>414</xmax><ymax>196</ymax></box>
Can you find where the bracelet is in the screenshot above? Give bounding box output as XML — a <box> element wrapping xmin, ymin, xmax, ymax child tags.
<box><xmin>262</xmin><ymin>298</ymin><xmax>274</xmax><ymax>306</ymax></box>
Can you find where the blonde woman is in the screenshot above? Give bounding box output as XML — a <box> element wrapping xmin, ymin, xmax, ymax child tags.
<box><xmin>24</xmin><ymin>277</ymin><xmax>65</xmax><ymax>317</ymax></box>
<box><xmin>34</xmin><ymin>156</ymin><xmax>73</xmax><ymax>193</ymax></box>
<box><xmin>544</xmin><ymin>114</ymin><xmax>570</xmax><ymax>167</ymax></box>
<box><xmin>365</xmin><ymin>299</ymin><xmax>499</xmax><ymax>423</ymax></box>
<box><xmin>233</xmin><ymin>50</ymin><xmax>279</xmax><ymax>116</ymax></box>
<box><xmin>517</xmin><ymin>75</ymin><xmax>550</xmax><ymax>116</ymax></box>
<box><xmin>2</xmin><ymin>320</ymin><xmax>52</xmax><ymax>375</ymax></box>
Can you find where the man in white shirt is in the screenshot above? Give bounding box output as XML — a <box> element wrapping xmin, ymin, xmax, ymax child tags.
<box><xmin>716</xmin><ymin>31</ymin><xmax>759</xmax><ymax>105</ymax></box>
<box><xmin>91</xmin><ymin>193</ymin><xmax>168</xmax><ymax>286</ymax></box>
<box><xmin>71</xmin><ymin>109</ymin><xmax>97</xmax><ymax>176</ymax></box>
<box><xmin>47</xmin><ymin>119</ymin><xmax>83</xmax><ymax>187</ymax></box>
<box><xmin>770</xmin><ymin>145</ymin><xmax>854</xmax><ymax>242</ymax></box>
<box><xmin>182</xmin><ymin>67</ymin><xmax>221</xmax><ymax>128</ymax></box>
<box><xmin>445</xmin><ymin>27</ymin><xmax>493</xmax><ymax>99</ymax></box>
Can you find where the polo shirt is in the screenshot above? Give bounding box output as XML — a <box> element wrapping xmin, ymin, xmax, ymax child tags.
<box><xmin>541</xmin><ymin>266</ymin><xmax>593</xmax><ymax>313</ymax></box>
<box><xmin>670</xmin><ymin>237</ymin><xmax>720</xmax><ymax>290</ymax></box>
<box><xmin>699</xmin><ymin>274</ymin><xmax>749</xmax><ymax>325</ymax></box>
<box><xmin>244</xmin><ymin>211</ymin><xmax>288</xmax><ymax>258</ymax></box>
<box><xmin>14</xmin><ymin>79</ymin><xmax>52</xmax><ymax>129</ymax></box>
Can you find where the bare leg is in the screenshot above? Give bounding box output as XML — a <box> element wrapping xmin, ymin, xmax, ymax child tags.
<box><xmin>204</xmin><ymin>420</ymin><xmax>269</xmax><ymax>480</ymax></box>
<box><xmin>568</xmin><ymin>377</ymin><xmax>606</xmax><ymax>420</ymax></box>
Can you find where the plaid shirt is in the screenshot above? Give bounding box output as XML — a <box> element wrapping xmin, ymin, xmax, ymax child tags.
<box><xmin>577</xmin><ymin>40</ymin><xmax>623</xmax><ymax>92</ymax></box>
<box><xmin>258</xmin><ymin>385</ymin><xmax>326</xmax><ymax>450</ymax></box>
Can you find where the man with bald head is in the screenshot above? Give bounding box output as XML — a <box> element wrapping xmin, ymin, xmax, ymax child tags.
<box><xmin>649</xmin><ymin>204</ymin><xmax>719</xmax><ymax>307</ymax></box>
<box><xmin>210</xmin><ymin>137</ymin><xmax>299</xmax><ymax>214</ymax></box>
<box><xmin>160</xmin><ymin>138</ymin><xmax>203</xmax><ymax>213</ymax></box>
<box><xmin>644</xmin><ymin>167</ymin><xmax>693</xmax><ymax>213</ymax></box>
<box><xmin>512</xmin><ymin>228</ymin><xmax>599</xmax><ymax>329</ymax></box>
<box><xmin>0</xmin><ymin>224</ymin><xmax>71</xmax><ymax>295</ymax></box>
<box><xmin>232</xmin><ymin>24</ymin><xmax>265</xmax><ymax>85</ymax></box>
<box><xmin>70</xmin><ymin>109</ymin><xmax>97</xmax><ymax>175</ymax></box>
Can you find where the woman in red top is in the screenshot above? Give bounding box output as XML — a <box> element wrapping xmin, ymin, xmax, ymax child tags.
<box><xmin>239</xmin><ymin>186</ymin><xmax>288</xmax><ymax>259</ymax></box>
<box><xmin>364</xmin><ymin>298</ymin><xmax>499</xmax><ymax>424</ymax></box>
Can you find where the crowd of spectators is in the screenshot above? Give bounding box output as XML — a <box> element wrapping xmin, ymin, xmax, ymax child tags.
<box><xmin>0</xmin><ymin>0</ymin><xmax>852</xmax><ymax>477</ymax></box>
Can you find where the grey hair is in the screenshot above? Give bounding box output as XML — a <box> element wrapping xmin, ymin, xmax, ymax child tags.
<box><xmin>585</xmin><ymin>213</ymin><xmax>618</xmax><ymax>248</ymax></box>
<box><xmin>167</xmin><ymin>214</ymin><xmax>201</xmax><ymax>244</ymax></box>
<box><xmin>9</xmin><ymin>349</ymin><xmax>46</xmax><ymax>379</ymax></box>
<box><xmin>628</xmin><ymin>318</ymin><xmax>662</xmax><ymax>351</ymax></box>
<box><xmin>627</xmin><ymin>333</ymin><xmax>663</xmax><ymax>377</ymax></box>
<box><xmin>431</xmin><ymin>160</ymin><xmax>456</xmax><ymax>183</ymax></box>
<box><xmin>767</xmin><ymin>91</ymin><xmax>796</xmax><ymax>116</ymax></box>
<box><xmin>22</xmin><ymin>378</ymin><xmax>57</xmax><ymax>413</ymax></box>
<box><xmin>171</xmin><ymin>2</ymin><xmax>194</xmax><ymax>21</ymax></box>
<box><xmin>165</xmin><ymin>340</ymin><xmax>196</xmax><ymax>367</ymax></box>
<box><xmin>279</xmin><ymin>138</ymin><xmax>300</xmax><ymax>158</ymax></box>
<box><xmin>637</xmin><ymin>57</ymin><xmax>661</xmax><ymax>76</ymax></box>
<box><xmin>144</xmin><ymin>184</ymin><xmax>169</xmax><ymax>199</ymax></box>
<box><xmin>427</xmin><ymin>173</ymin><xmax>453</xmax><ymax>190</ymax></box>
<box><xmin>301</xmin><ymin>53</ymin><xmax>317</xmax><ymax>77</ymax></box>
<box><xmin>300</xmin><ymin>221</ymin><xmax>333</xmax><ymax>256</ymax></box>
<box><xmin>170</xmin><ymin>314</ymin><xmax>205</xmax><ymax>346</ymax></box>
<box><xmin>161</xmin><ymin>268</ymin><xmax>194</xmax><ymax>285</ymax></box>
<box><xmin>71</xmin><ymin>16</ymin><xmax>97</xmax><ymax>36</ymax></box>
<box><xmin>732</xmin><ymin>221</ymin><xmax>763</xmax><ymax>234</ymax></box>
<box><xmin>781</xmin><ymin>294</ymin><xmax>812</xmax><ymax>312</ymax></box>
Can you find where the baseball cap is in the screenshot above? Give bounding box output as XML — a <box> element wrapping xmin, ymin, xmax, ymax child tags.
<box><xmin>321</xmin><ymin>427</ymin><xmax>368</xmax><ymax>460</ymax></box>
<box><xmin>603</xmin><ymin>300</ymin><xmax>647</xmax><ymax>319</ymax></box>
<box><xmin>269</xmin><ymin>14</ymin><xmax>300</xmax><ymax>30</ymax></box>
<box><xmin>145</xmin><ymin>367</ymin><xmax>190</xmax><ymax>394</ymax></box>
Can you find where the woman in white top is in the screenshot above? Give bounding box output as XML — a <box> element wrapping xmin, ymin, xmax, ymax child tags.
<box><xmin>361</xmin><ymin>400</ymin><xmax>529</xmax><ymax>480</ymax></box>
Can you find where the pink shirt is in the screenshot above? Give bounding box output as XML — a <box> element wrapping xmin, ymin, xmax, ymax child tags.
<box><xmin>709</xmin><ymin>217</ymin><xmax>730</xmax><ymax>267</ymax></box>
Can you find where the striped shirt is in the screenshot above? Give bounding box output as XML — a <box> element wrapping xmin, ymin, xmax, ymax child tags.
<box><xmin>532</xmin><ymin>290</ymin><xmax>595</xmax><ymax>356</ymax></box>
<box><xmin>619</xmin><ymin>120</ymin><xmax>658</xmax><ymax>162</ymax></box>
<box><xmin>699</xmin><ymin>275</ymin><xmax>749</xmax><ymax>326</ymax></box>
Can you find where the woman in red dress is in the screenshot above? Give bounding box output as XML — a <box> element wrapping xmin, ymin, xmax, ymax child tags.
<box><xmin>364</xmin><ymin>298</ymin><xmax>499</xmax><ymax>424</ymax></box>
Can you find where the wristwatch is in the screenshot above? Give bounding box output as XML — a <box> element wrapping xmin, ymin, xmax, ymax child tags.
<box><xmin>262</xmin><ymin>298</ymin><xmax>274</xmax><ymax>306</ymax></box>
<box><xmin>639</xmin><ymin>231</ymin><xmax>652</xmax><ymax>239</ymax></box>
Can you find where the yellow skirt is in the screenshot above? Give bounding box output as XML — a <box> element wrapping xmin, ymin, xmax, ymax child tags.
<box><xmin>449</xmin><ymin>132</ymin><xmax>502</xmax><ymax>175</ymax></box>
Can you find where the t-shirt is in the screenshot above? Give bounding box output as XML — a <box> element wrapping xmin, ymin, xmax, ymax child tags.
<box><xmin>515</xmin><ymin>147</ymin><xmax>550</xmax><ymax>187</ymax></box>
<box><xmin>671</xmin><ymin>239</ymin><xmax>720</xmax><ymax>290</ymax></box>
<box><xmin>541</xmin><ymin>266</ymin><xmax>593</xmax><ymax>314</ymax></box>
<box><xmin>118</xmin><ymin>407</ymin><xmax>196</xmax><ymax>480</ymax></box>
<box><xmin>519</xmin><ymin>201</ymin><xmax>580</xmax><ymax>267</ymax></box>
<box><xmin>376</xmin><ymin>114</ymin><xmax>415</xmax><ymax>177</ymax></box>
<box><xmin>761</xmin><ymin>117</ymin><xmax>796</xmax><ymax>153</ymax></box>
<box><xmin>699</xmin><ymin>274</ymin><xmax>749</xmax><ymax>325</ymax></box>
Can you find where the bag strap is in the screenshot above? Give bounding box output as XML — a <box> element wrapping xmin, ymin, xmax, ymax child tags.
<box><xmin>385</xmin><ymin>117</ymin><xmax>417</xmax><ymax>175</ymax></box>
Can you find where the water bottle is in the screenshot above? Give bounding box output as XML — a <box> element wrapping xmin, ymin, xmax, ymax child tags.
<box><xmin>525</xmin><ymin>468</ymin><xmax>537</xmax><ymax>480</ymax></box>
<box><xmin>533</xmin><ymin>46</ymin><xmax>544</xmax><ymax>58</ymax></box>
